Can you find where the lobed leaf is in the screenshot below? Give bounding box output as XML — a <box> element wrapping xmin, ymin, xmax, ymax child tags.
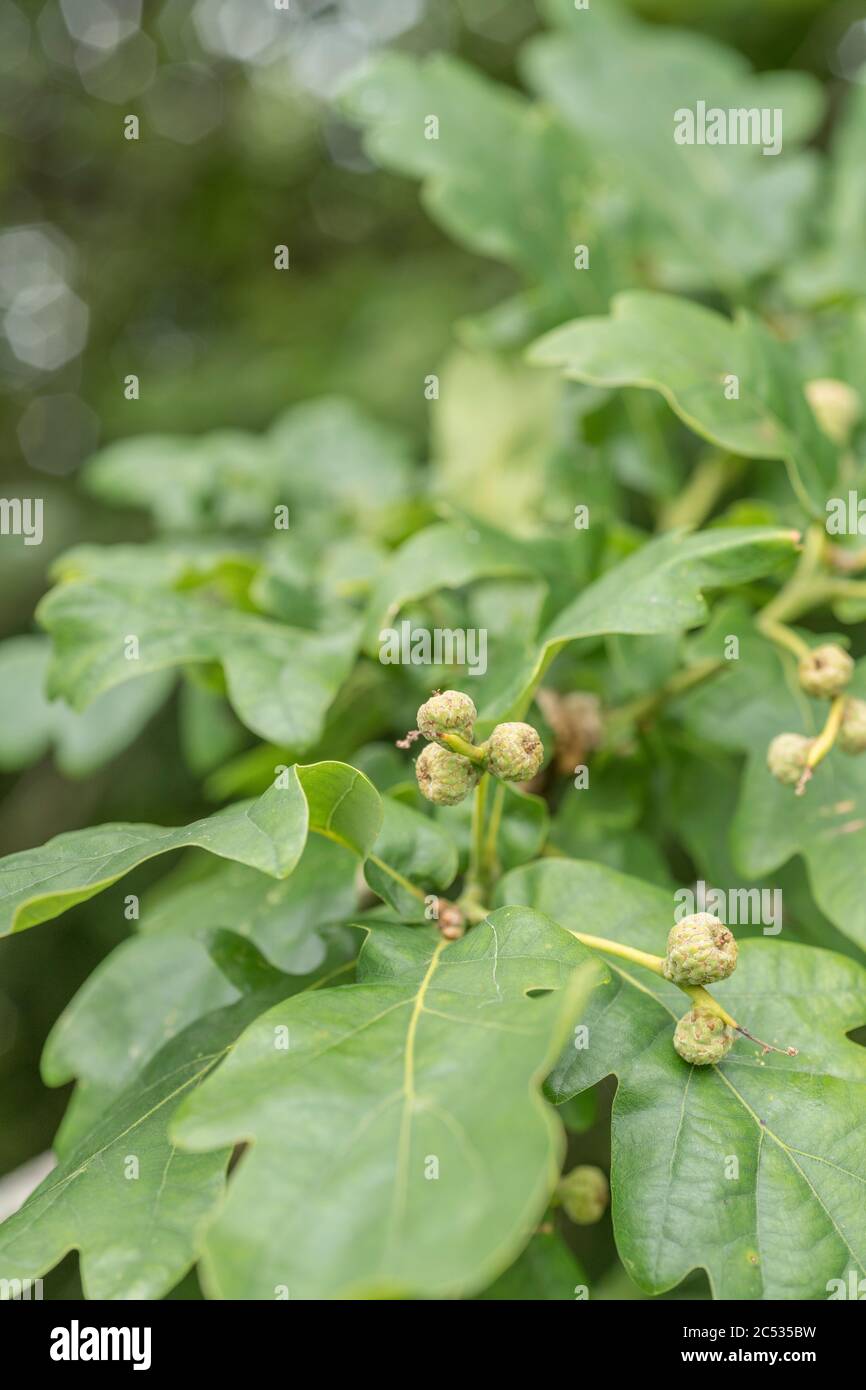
<box><xmin>498</xmin><ymin>858</ymin><xmax>866</xmax><ymax>1300</ymax></box>
<box><xmin>172</xmin><ymin>909</ymin><xmax>604</xmax><ymax>1300</ymax></box>
<box><xmin>0</xmin><ymin>762</ymin><xmax>381</xmax><ymax>937</ymax></box>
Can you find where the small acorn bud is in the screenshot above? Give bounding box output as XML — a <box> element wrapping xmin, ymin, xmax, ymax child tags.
<box><xmin>486</xmin><ymin>722</ymin><xmax>544</xmax><ymax>781</ymax></box>
<box><xmin>415</xmin><ymin>742</ymin><xmax>479</xmax><ymax>806</ymax></box>
<box><xmin>416</xmin><ymin>690</ymin><xmax>476</xmax><ymax>745</ymax></box>
<box><xmin>839</xmin><ymin>697</ymin><xmax>866</xmax><ymax>755</ymax></box>
<box><xmin>556</xmin><ymin>1165</ymin><xmax>609</xmax><ymax>1225</ymax></box>
<box><xmin>797</xmin><ymin>644</ymin><xmax>853</xmax><ymax>699</ymax></box>
<box><xmin>767</xmin><ymin>732</ymin><xmax>813</xmax><ymax>785</ymax></box>
<box><xmin>673</xmin><ymin>1007</ymin><xmax>735</xmax><ymax>1066</ymax></box>
<box><xmin>664</xmin><ymin>913</ymin><xmax>737</xmax><ymax>986</ymax></box>
<box><xmin>805</xmin><ymin>378</ymin><xmax>861</xmax><ymax>446</ymax></box>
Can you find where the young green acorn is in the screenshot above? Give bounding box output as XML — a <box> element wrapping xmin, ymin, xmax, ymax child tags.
<box><xmin>797</xmin><ymin>644</ymin><xmax>853</xmax><ymax>700</ymax></box>
<box><xmin>805</xmin><ymin>378</ymin><xmax>861</xmax><ymax>446</ymax></box>
<box><xmin>416</xmin><ymin>690</ymin><xmax>477</xmax><ymax>745</ymax></box>
<box><xmin>663</xmin><ymin>913</ymin><xmax>737</xmax><ymax>986</ymax></box>
<box><xmin>839</xmin><ymin>697</ymin><xmax>866</xmax><ymax>754</ymax></box>
<box><xmin>415</xmin><ymin>742</ymin><xmax>479</xmax><ymax>806</ymax></box>
<box><xmin>556</xmin><ymin>1165</ymin><xmax>609</xmax><ymax>1225</ymax></box>
<box><xmin>673</xmin><ymin>1007</ymin><xmax>736</xmax><ymax>1066</ymax></box>
<box><xmin>485</xmin><ymin>721</ymin><xmax>544</xmax><ymax>782</ymax></box>
<box><xmin>767</xmin><ymin>732</ymin><xmax>813</xmax><ymax>785</ymax></box>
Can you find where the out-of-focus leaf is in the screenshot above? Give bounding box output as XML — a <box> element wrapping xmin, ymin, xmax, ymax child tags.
<box><xmin>486</xmin><ymin>525</ymin><xmax>799</xmax><ymax>719</ymax></box>
<box><xmin>0</xmin><ymin>636</ymin><xmax>172</xmax><ymax>777</ymax></box>
<box><xmin>526</xmin><ymin>0</ymin><xmax>822</xmax><ymax>292</ymax></box>
<box><xmin>476</xmin><ymin>1229</ymin><xmax>587</xmax><ymax>1300</ymax></box>
<box><xmin>678</xmin><ymin>626</ymin><xmax>866</xmax><ymax>953</ymax></box>
<box><xmin>38</xmin><ymin>578</ymin><xmax>360</xmax><ymax>749</ymax></box>
<box><xmin>531</xmin><ymin>292</ymin><xmax>837</xmax><ymax>516</ymax></box>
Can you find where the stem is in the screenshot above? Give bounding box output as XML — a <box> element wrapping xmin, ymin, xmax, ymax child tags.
<box><xmin>755</xmin><ymin>615</ymin><xmax>811</xmax><ymax>660</ymax></box>
<box><xmin>735</xmin><ymin>1024</ymin><xmax>798</xmax><ymax>1057</ymax></box>
<box><xmin>482</xmin><ymin>781</ymin><xmax>506</xmax><ymax>879</ymax></box>
<box><xmin>657</xmin><ymin>454</ymin><xmax>739</xmax><ymax>532</ymax></box>
<box><xmin>573</xmin><ymin>933</ymin><xmax>740</xmax><ymax>1029</ymax></box>
<box><xmin>681</xmin><ymin>984</ymin><xmax>739</xmax><ymax>1030</ymax></box>
<box><xmin>604</xmin><ymin>657</ymin><xmax>723</xmax><ymax>741</ymax></box>
<box><xmin>478</xmin><ymin>922</ymin><xmax>799</xmax><ymax>1053</ymax></box>
<box><xmin>795</xmin><ymin>695</ymin><xmax>846</xmax><ymax>795</ymax></box>
<box><xmin>467</xmin><ymin>773</ymin><xmax>489</xmax><ymax>892</ymax></box>
<box><xmin>441</xmin><ymin>732</ymin><xmax>487</xmax><ymax>765</ymax></box>
<box><xmin>571</xmin><ymin>931</ymin><xmax>666</xmax><ymax>976</ymax></box>
<box><xmin>366</xmin><ymin>853</ymin><xmax>427</xmax><ymax>904</ymax></box>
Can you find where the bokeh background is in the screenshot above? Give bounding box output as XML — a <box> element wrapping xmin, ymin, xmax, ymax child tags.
<box><xmin>0</xmin><ymin>0</ymin><xmax>862</xmax><ymax>1299</ymax></box>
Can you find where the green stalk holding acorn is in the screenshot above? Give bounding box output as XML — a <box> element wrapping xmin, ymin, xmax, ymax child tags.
<box><xmin>401</xmin><ymin>689</ymin><xmax>798</xmax><ymax>1069</ymax></box>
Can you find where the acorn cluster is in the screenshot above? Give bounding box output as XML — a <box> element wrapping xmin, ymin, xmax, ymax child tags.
<box><xmin>666</xmin><ymin>913</ymin><xmax>738</xmax><ymax>1066</ymax></box>
<box><xmin>411</xmin><ymin>691</ymin><xmax>544</xmax><ymax>806</ymax></box>
<box><xmin>767</xmin><ymin>644</ymin><xmax>865</xmax><ymax>788</ymax></box>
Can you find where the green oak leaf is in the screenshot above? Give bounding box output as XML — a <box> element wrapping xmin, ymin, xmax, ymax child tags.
<box><xmin>677</xmin><ymin>626</ymin><xmax>866</xmax><ymax>952</ymax></box>
<box><xmin>172</xmin><ymin>909</ymin><xmax>604</xmax><ymax>1300</ymax></box>
<box><xmin>497</xmin><ymin>858</ymin><xmax>866</xmax><ymax>1300</ymax></box>
<box><xmin>82</xmin><ymin>398</ymin><xmax>412</xmax><ymax>533</ymax></box>
<box><xmin>362</xmin><ymin>516</ymin><xmax>540</xmax><ymax>652</ymax></box>
<box><xmin>43</xmin><ymin>837</ymin><xmax>358</xmax><ymax>1152</ymax></box>
<box><xmin>0</xmin><ymin>635</ymin><xmax>172</xmax><ymax>777</ymax></box>
<box><xmin>364</xmin><ymin>797</ymin><xmax>458</xmax><ymax>922</ymax></box>
<box><xmin>0</xmin><ymin>932</ymin><xmax>353</xmax><ymax>1300</ymax></box>
<box><xmin>486</xmin><ymin>525</ymin><xmax>798</xmax><ymax>719</ymax></box>
<box><xmin>786</xmin><ymin>85</ymin><xmax>866</xmax><ymax>305</ymax></box>
<box><xmin>476</xmin><ymin>1229</ymin><xmax>586</xmax><ymax>1300</ymax></box>
<box><xmin>530</xmin><ymin>291</ymin><xmax>837</xmax><ymax>517</ymax></box>
<box><xmin>0</xmin><ymin>761</ymin><xmax>381</xmax><ymax>936</ymax></box>
<box><xmin>37</xmin><ymin>578</ymin><xmax>360</xmax><ymax>750</ymax></box>
<box><xmin>526</xmin><ymin>0</ymin><xmax>821</xmax><ymax>293</ymax></box>
<box><xmin>343</xmin><ymin>51</ymin><xmax>594</xmax><ymax>330</ymax></box>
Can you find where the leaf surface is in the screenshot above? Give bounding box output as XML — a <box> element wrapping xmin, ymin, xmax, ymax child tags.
<box><xmin>0</xmin><ymin>762</ymin><xmax>381</xmax><ymax>936</ymax></box>
<box><xmin>38</xmin><ymin>579</ymin><xmax>360</xmax><ymax>749</ymax></box>
<box><xmin>0</xmin><ymin>933</ymin><xmax>351</xmax><ymax>1300</ymax></box>
<box><xmin>530</xmin><ymin>292</ymin><xmax>836</xmax><ymax>515</ymax></box>
<box><xmin>498</xmin><ymin>858</ymin><xmax>866</xmax><ymax>1299</ymax></box>
<box><xmin>173</xmin><ymin>909</ymin><xmax>603</xmax><ymax>1299</ymax></box>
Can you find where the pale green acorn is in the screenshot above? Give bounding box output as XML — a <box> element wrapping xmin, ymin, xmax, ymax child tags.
<box><xmin>805</xmin><ymin>378</ymin><xmax>861</xmax><ymax>446</ymax></box>
<box><xmin>557</xmin><ymin>1165</ymin><xmax>609</xmax><ymax>1226</ymax></box>
<box><xmin>673</xmin><ymin>1007</ymin><xmax>735</xmax><ymax>1066</ymax></box>
<box><xmin>415</xmin><ymin>742</ymin><xmax>479</xmax><ymax>806</ymax></box>
<box><xmin>416</xmin><ymin>690</ymin><xmax>477</xmax><ymax>745</ymax></box>
<box><xmin>664</xmin><ymin>913</ymin><xmax>737</xmax><ymax>986</ymax></box>
<box><xmin>839</xmin><ymin>697</ymin><xmax>866</xmax><ymax>755</ymax></box>
<box><xmin>486</xmin><ymin>721</ymin><xmax>544</xmax><ymax>782</ymax></box>
<box><xmin>767</xmin><ymin>732</ymin><xmax>813</xmax><ymax>786</ymax></box>
<box><xmin>797</xmin><ymin>644</ymin><xmax>853</xmax><ymax>700</ymax></box>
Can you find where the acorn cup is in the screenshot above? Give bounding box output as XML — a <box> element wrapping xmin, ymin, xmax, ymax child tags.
<box><xmin>673</xmin><ymin>1007</ymin><xmax>736</xmax><ymax>1066</ymax></box>
<box><xmin>663</xmin><ymin>913</ymin><xmax>738</xmax><ymax>986</ymax></box>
